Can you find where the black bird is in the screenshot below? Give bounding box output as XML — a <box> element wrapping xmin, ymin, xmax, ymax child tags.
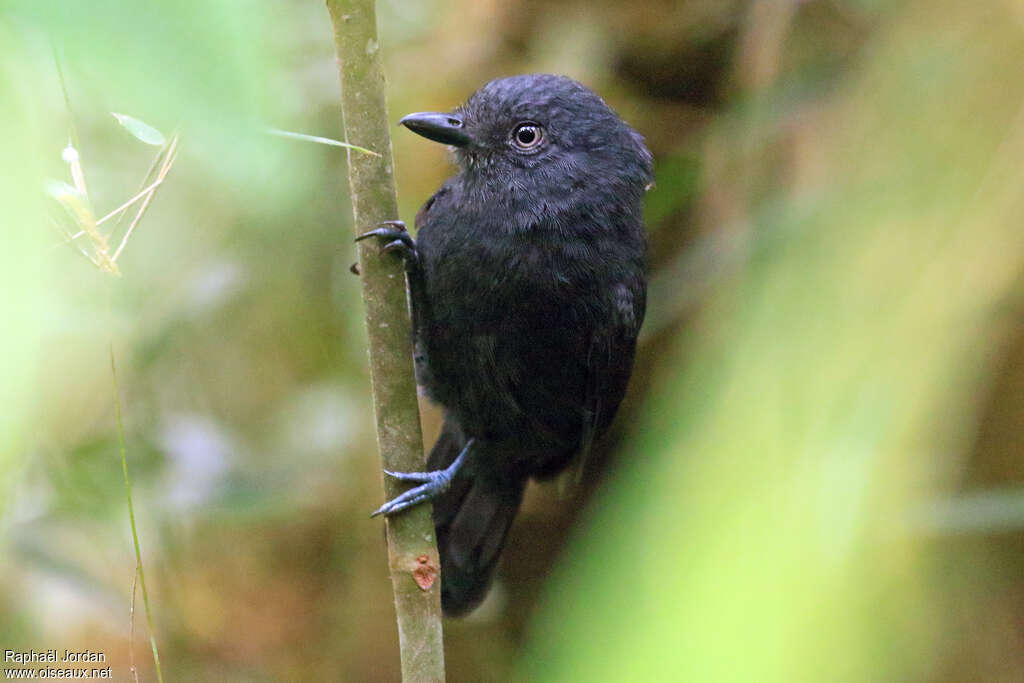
<box><xmin>358</xmin><ymin>74</ymin><xmax>653</xmax><ymax>615</ymax></box>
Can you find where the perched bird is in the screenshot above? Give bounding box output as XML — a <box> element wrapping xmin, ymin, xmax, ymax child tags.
<box><xmin>358</xmin><ymin>74</ymin><xmax>653</xmax><ymax>615</ymax></box>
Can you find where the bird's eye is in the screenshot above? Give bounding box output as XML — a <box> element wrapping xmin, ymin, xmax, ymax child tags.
<box><xmin>511</xmin><ymin>123</ymin><xmax>544</xmax><ymax>151</ymax></box>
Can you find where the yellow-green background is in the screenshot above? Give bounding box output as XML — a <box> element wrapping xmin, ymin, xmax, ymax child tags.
<box><xmin>1</xmin><ymin>1</ymin><xmax>1022</xmax><ymax>680</ymax></box>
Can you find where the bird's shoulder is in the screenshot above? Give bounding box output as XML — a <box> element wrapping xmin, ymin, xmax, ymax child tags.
<box><xmin>414</xmin><ymin>180</ymin><xmax>460</xmax><ymax>233</ymax></box>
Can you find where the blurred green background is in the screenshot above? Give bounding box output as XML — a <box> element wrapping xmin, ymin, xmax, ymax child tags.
<box><xmin>2</xmin><ymin>0</ymin><xmax>1023</xmax><ymax>680</ymax></box>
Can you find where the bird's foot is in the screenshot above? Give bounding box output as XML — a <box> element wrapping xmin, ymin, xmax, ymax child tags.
<box><xmin>355</xmin><ymin>220</ymin><xmax>418</xmax><ymax>265</ymax></box>
<box><xmin>371</xmin><ymin>438</ymin><xmax>473</xmax><ymax>517</ymax></box>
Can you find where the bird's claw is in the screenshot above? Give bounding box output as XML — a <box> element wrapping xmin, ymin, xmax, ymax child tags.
<box><xmin>371</xmin><ymin>438</ymin><xmax>473</xmax><ymax>518</ymax></box>
<box><xmin>355</xmin><ymin>220</ymin><xmax>408</xmax><ymax>241</ymax></box>
<box><xmin>371</xmin><ymin>468</ymin><xmax>453</xmax><ymax>517</ymax></box>
<box><xmin>381</xmin><ymin>239</ymin><xmax>412</xmax><ymax>257</ymax></box>
<box><xmin>355</xmin><ymin>221</ymin><xmax>417</xmax><ymax>263</ymax></box>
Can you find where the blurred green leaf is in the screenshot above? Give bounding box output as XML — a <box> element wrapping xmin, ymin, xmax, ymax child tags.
<box><xmin>111</xmin><ymin>112</ymin><xmax>166</xmax><ymax>146</ymax></box>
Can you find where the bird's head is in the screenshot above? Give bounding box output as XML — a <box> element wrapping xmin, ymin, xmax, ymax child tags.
<box><xmin>400</xmin><ymin>74</ymin><xmax>653</xmax><ymax>195</ymax></box>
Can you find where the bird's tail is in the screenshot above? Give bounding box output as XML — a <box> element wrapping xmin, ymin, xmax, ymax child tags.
<box><xmin>428</xmin><ymin>418</ymin><xmax>526</xmax><ymax>616</ymax></box>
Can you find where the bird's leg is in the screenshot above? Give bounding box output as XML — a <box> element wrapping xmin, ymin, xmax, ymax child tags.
<box><xmin>371</xmin><ymin>438</ymin><xmax>474</xmax><ymax>517</ymax></box>
<box><xmin>355</xmin><ymin>220</ymin><xmax>429</xmax><ymax>343</ymax></box>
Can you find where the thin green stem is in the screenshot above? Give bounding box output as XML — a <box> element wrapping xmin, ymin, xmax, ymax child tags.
<box><xmin>325</xmin><ymin>0</ymin><xmax>445</xmax><ymax>679</ymax></box>
<box><xmin>111</xmin><ymin>348</ymin><xmax>164</xmax><ymax>683</ymax></box>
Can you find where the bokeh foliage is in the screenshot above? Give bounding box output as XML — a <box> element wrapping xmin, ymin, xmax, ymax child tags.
<box><xmin>1</xmin><ymin>1</ymin><xmax>1022</xmax><ymax>681</ymax></box>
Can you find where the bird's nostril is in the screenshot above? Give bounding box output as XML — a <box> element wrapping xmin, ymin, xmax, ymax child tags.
<box><xmin>448</xmin><ymin>118</ymin><xmax>462</xmax><ymax>127</ymax></box>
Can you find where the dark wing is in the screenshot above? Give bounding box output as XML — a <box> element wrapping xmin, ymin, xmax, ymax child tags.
<box><xmin>567</xmin><ymin>277</ymin><xmax>646</xmax><ymax>486</ymax></box>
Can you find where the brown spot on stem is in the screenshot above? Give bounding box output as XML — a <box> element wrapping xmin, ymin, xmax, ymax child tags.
<box><xmin>412</xmin><ymin>554</ymin><xmax>438</xmax><ymax>591</ymax></box>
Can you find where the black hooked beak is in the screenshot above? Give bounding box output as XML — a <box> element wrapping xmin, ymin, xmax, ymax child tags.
<box><xmin>399</xmin><ymin>112</ymin><xmax>471</xmax><ymax>147</ymax></box>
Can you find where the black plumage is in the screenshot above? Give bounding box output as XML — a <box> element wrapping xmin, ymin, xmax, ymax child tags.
<box><xmin>362</xmin><ymin>74</ymin><xmax>652</xmax><ymax>615</ymax></box>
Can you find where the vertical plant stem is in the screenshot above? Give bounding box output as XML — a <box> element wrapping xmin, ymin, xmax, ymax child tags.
<box><xmin>111</xmin><ymin>349</ymin><xmax>164</xmax><ymax>683</ymax></box>
<box><xmin>324</xmin><ymin>1</ymin><xmax>445</xmax><ymax>681</ymax></box>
